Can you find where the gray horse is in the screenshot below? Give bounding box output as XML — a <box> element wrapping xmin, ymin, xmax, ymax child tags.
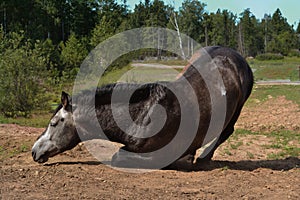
<box><xmin>32</xmin><ymin>46</ymin><xmax>253</xmax><ymax>169</ymax></box>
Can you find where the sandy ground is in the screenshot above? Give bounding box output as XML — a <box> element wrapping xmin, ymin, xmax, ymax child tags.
<box><xmin>0</xmin><ymin>96</ymin><xmax>299</xmax><ymax>199</ymax></box>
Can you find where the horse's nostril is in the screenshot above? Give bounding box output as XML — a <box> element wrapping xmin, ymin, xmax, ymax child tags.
<box><xmin>32</xmin><ymin>150</ymin><xmax>36</xmax><ymax>159</ymax></box>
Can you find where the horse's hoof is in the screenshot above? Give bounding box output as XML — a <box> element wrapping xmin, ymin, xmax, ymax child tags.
<box><xmin>196</xmin><ymin>156</ymin><xmax>212</xmax><ymax>164</ymax></box>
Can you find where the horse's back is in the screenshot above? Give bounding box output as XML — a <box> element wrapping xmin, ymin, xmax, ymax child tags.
<box><xmin>202</xmin><ymin>46</ymin><xmax>253</xmax><ymax>101</ymax></box>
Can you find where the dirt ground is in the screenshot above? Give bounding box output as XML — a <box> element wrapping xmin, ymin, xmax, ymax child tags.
<box><xmin>1</xmin><ymin>96</ymin><xmax>299</xmax><ymax>200</ymax></box>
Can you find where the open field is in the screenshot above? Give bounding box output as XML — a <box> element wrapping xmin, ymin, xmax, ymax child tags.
<box><xmin>248</xmin><ymin>57</ymin><xmax>300</xmax><ymax>81</ymax></box>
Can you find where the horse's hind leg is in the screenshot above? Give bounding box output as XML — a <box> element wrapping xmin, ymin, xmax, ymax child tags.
<box><xmin>197</xmin><ymin>125</ymin><xmax>234</xmax><ymax>162</ymax></box>
<box><xmin>197</xmin><ymin>107</ymin><xmax>243</xmax><ymax>163</ymax></box>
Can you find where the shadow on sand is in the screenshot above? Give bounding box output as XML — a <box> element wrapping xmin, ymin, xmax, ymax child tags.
<box><xmin>190</xmin><ymin>157</ymin><xmax>300</xmax><ymax>172</ymax></box>
<box><xmin>44</xmin><ymin>160</ymin><xmax>103</xmax><ymax>166</ymax></box>
<box><xmin>44</xmin><ymin>157</ymin><xmax>299</xmax><ymax>172</ymax></box>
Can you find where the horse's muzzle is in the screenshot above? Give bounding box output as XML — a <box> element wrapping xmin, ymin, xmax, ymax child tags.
<box><xmin>32</xmin><ymin>150</ymin><xmax>49</xmax><ymax>163</ymax></box>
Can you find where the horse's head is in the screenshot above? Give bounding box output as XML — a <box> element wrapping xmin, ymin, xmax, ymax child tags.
<box><xmin>32</xmin><ymin>92</ymin><xmax>80</xmax><ymax>163</ymax></box>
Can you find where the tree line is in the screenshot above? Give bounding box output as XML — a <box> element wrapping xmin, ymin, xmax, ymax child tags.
<box><xmin>0</xmin><ymin>0</ymin><xmax>300</xmax><ymax>116</ymax></box>
<box><xmin>1</xmin><ymin>0</ymin><xmax>299</xmax><ymax>55</ymax></box>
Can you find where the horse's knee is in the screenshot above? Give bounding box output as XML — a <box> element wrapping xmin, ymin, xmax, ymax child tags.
<box><xmin>111</xmin><ymin>148</ymin><xmax>152</xmax><ymax>168</ymax></box>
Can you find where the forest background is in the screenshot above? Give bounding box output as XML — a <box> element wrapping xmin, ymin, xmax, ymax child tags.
<box><xmin>0</xmin><ymin>0</ymin><xmax>299</xmax><ymax>117</ymax></box>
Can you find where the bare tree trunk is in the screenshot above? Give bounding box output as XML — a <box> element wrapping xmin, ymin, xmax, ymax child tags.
<box><xmin>173</xmin><ymin>12</ymin><xmax>186</xmax><ymax>60</ymax></box>
<box><xmin>157</xmin><ymin>29</ymin><xmax>161</xmax><ymax>59</ymax></box>
<box><xmin>168</xmin><ymin>0</ymin><xmax>186</xmax><ymax>59</ymax></box>
<box><xmin>205</xmin><ymin>25</ymin><xmax>208</xmax><ymax>46</ymax></box>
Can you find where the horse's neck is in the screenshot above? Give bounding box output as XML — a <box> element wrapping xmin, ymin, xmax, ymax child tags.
<box><xmin>95</xmin><ymin>83</ymin><xmax>169</xmax><ymax>146</ymax></box>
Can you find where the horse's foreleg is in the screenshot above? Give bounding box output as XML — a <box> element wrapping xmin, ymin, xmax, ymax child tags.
<box><xmin>111</xmin><ymin>147</ymin><xmax>154</xmax><ymax>169</ymax></box>
<box><xmin>163</xmin><ymin>151</ymin><xmax>196</xmax><ymax>170</ymax></box>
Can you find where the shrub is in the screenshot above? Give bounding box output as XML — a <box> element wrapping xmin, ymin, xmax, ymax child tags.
<box><xmin>0</xmin><ymin>31</ymin><xmax>50</xmax><ymax>117</ymax></box>
<box><xmin>287</xmin><ymin>49</ymin><xmax>300</xmax><ymax>57</ymax></box>
<box><xmin>256</xmin><ymin>53</ymin><xmax>284</xmax><ymax>61</ymax></box>
<box><xmin>60</xmin><ymin>33</ymin><xmax>88</xmax><ymax>80</ymax></box>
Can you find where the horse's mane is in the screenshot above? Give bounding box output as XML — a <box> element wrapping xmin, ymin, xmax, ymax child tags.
<box><xmin>74</xmin><ymin>82</ymin><xmax>168</xmax><ymax>106</ymax></box>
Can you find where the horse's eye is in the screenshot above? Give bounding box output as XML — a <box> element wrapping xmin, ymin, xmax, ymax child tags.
<box><xmin>50</xmin><ymin>121</ymin><xmax>58</xmax><ymax>127</ymax></box>
<box><xmin>60</xmin><ymin>118</ymin><xmax>65</xmax><ymax>122</ymax></box>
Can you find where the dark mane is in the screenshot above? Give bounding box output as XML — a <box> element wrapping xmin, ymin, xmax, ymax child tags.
<box><xmin>75</xmin><ymin>82</ymin><xmax>168</xmax><ymax>106</ymax></box>
<box><xmin>52</xmin><ymin>104</ymin><xmax>63</xmax><ymax>117</ymax></box>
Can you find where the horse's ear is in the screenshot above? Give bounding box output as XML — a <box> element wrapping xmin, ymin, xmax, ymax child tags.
<box><xmin>61</xmin><ymin>91</ymin><xmax>71</xmax><ymax>108</ymax></box>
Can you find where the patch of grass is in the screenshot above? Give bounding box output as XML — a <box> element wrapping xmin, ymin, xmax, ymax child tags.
<box><xmin>138</xmin><ymin>59</ymin><xmax>188</xmax><ymax>66</ymax></box>
<box><xmin>119</xmin><ymin>66</ymin><xmax>179</xmax><ymax>83</ymax></box>
<box><xmin>267</xmin><ymin>152</ymin><xmax>285</xmax><ymax>160</ymax></box>
<box><xmin>0</xmin><ymin>143</ymin><xmax>31</xmax><ymax>161</ymax></box>
<box><xmin>235</xmin><ymin>129</ymin><xmax>300</xmax><ymax>143</ymax></box>
<box><xmin>234</xmin><ymin>129</ymin><xmax>300</xmax><ymax>159</ymax></box>
<box><xmin>0</xmin><ymin>113</ymin><xmax>51</xmax><ymax>128</ymax></box>
<box><xmin>246</xmin><ymin>85</ymin><xmax>300</xmax><ymax>107</ymax></box>
<box><xmin>221</xmin><ymin>165</ymin><xmax>230</xmax><ymax>171</ymax></box>
<box><xmin>249</xmin><ymin>57</ymin><xmax>300</xmax><ymax>81</ymax></box>
<box><xmin>230</xmin><ymin>141</ymin><xmax>243</xmax><ymax>150</ymax></box>
<box><xmin>98</xmin><ymin>63</ymin><xmax>184</xmax><ymax>85</ymax></box>
<box><xmin>268</xmin><ymin>130</ymin><xmax>300</xmax><ymax>143</ymax></box>
<box><xmin>234</xmin><ymin>129</ymin><xmax>260</xmax><ymax>136</ymax></box>
<box><xmin>98</xmin><ymin>65</ymin><xmax>133</xmax><ymax>86</ymax></box>
<box><xmin>20</xmin><ymin>144</ymin><xmax>29</xmax><ymax>152</ymax></box>
<box><xmin>245</xmin><ymin>142</ymin><xmax>252</xmax><ymax>146</ymax></box>
<box><xmin>265</xmin><ymin>131</ymin><xmax>300</xmax><ymax>159</ymax></box>
<box><xmin>263</xmin><ymin>143</ymin><xmax>282</xmax><ymax>149</ymax></box>
<box><xmin>223</xmin><ymin>148</ymin><xmax>233</xmax><ymax>156</ymax></box>
<box><xmin>246</xmin><ymin>151</ymin><xmax>254</xmax><ymax>159</ymax></box>
<box><xmin>267</xmin><ymin>146</ymin><xmax>300</xmax><ymax>160</ymax></box>
<box><xmin>0</xmin><ymin>146</ymin><xmax>4</xmax><ymax>155</ymax></box>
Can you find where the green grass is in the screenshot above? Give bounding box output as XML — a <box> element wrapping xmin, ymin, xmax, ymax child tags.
<box><xmin>98</xmin><ymin>65</ymin><xmax>133</xmax><ymax>86</ymax></box>
<box><xmin>0</xmin><ymin>113</ymin><xmax>51</xmax><ymax>128</ymax></box>
<box><xmin>138</xmin><ymin>59</ymin><xmax>188</xmax><ymax>66</ymax></box>
<box><xmin>223</xmin><ymin>148</ymin><xmax>233</xmax><ymax>156</ymax></box>
<box><xmin>248</xmin><ymin>57</ymin><xmax>300</xmax><ymax>81</ymax></box>
<box><xmin>230</xmin><ymin>141</ymin><xmax>243</xmax><ymax>150</ymax></box>
<box><xmin>0</xmin><ymin>143</ymin><xmax>31</xmax><ymax>161</ymax></box>
<box><xmin>116</xmin><ymin>66</ymin><xmax>179</xmax><ymax>83</ymax></box>
<box><xmin>268</xmin><ymin>147</ymin><xmax>300</xmax><ymax>160</ymax></box>
<box><xmin>246</xmin><ymin>151</ymin><xmax>255</xmax><ymax>159</ymax></box>
<box><xmin>102</xmin><ymin>64</ymin><xmax>183</xmax><ymax>85</ymax></box>
<box><xmin>247</xmin><ymin>85</ymin><xmax>300</xmax><ymax>106</ymax></box>
<box><xmin>234</xmin><ymin>129</ymin><xmax>300</xmax><ymax>159</ymax></box>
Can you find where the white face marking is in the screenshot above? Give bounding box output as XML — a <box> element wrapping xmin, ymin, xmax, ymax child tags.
<box><xmin>31</xmin><ymin>126</ymin><xmax>54</xmax><ymax>156</ymax></box>
<box><xmin>60</xmin><ymin>107</ymin><xmax>69</xmax><ymax>119</ymax></box>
